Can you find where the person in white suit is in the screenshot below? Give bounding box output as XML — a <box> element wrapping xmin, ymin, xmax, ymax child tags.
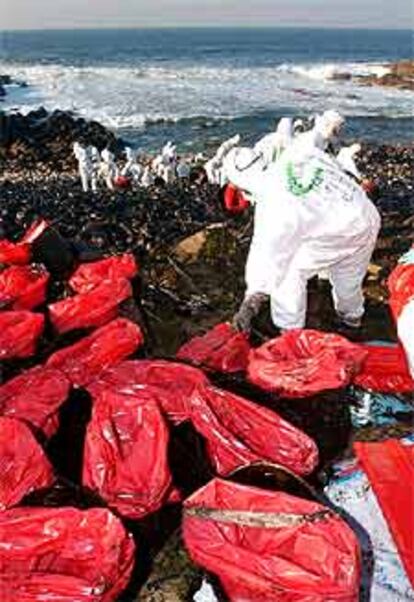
<box><xmin>226</xmin><ymin>112</ymin><xmax>380</xmax><ymax>332</ymax></box>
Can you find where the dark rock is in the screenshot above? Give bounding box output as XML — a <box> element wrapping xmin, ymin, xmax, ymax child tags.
<box><xmin>0</xmin><ymin>108</ymin><xmax>124</xmax><ymax>169</ymax></box>
<box><xmin>0</xmin><ymin>75</ymin><xmax>13</xmax><ymax>86</ymax></box>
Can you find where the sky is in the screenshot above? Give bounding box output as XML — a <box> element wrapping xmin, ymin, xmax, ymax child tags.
<box><xmin>0</xmin><ymin>0</ymin><xmax>412</xmax><ymax>30</ymax></box>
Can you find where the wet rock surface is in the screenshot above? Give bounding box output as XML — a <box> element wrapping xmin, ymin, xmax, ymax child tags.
<box><xmin>355</xmin><ymin>60</ymin><xmax>414</xmax><ymax>91</ymax></box>
<box><xmin>0</xmin><ymin>107</ymin><xmax>123</xmax><ymax>169</ymax></box>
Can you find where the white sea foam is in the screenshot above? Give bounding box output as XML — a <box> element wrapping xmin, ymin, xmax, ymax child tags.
<box><xmin>0</xmin><ymin>60</ymin><xmax>411</xmax><ymax>133</ymax></box>
<box><xmin>279</xmin><ymin>62</ymin><xmax>392</xmax><ymax>81</ymax></box>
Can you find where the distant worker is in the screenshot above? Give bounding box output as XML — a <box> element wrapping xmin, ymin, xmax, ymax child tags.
<box><xmin>100</xmin><ymin>148</ymin><xmax>118</xmax><ymax>190</ymax></box>
<box><xmin>73</xmin><ymin>142</ymin><xmax>91</xmax><ymax>193</ymax></box>
<box><xmin>88</xmin><ymin>145</ymin><xmax>100</xmax><ymax>193</ymax></box>
<box><xmin>141</xmin><ymin>166</ymin><xmax>154</xmax><ymax>188</ymax></box>
<box><xmin>122</xmin><ymin>147</ymin><xmax>145</xmax><ymax>185</ymax></box>
<box><xmin>177</xmin><ymin>160</ymin><xmax>191</xmax><ymax>179</ymax></box>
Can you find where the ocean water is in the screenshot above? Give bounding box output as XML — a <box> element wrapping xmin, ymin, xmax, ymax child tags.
<box><xmin>0</xmin><ymin>28</ymin><xmax>413</xmax><ymax>151</ymax></box>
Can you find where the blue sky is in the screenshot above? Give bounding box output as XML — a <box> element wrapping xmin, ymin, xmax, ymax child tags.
<box><xmin>0</xmin><ymin>0</ymin><xmax>412</xmax><ymax>30</ymax></box>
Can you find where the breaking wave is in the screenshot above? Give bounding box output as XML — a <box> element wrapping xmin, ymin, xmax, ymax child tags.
<box><xmin>1</xmin><ymin>59</ymin><xmax>412</xmax><ymax>135</ymax></box>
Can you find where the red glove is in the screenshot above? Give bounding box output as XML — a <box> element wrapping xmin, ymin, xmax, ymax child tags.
<box><xmin>224</xmin><ymin>184</ymin><xmax>250</xmax><ymax>214</ymax></box>
<box><xmin>361</xmin><ymin>179</ymin><xmax>377</xmax><ymax>197</ymax></box>
<box><xmin>114</xmin><ymin>175</ymin><xmax>131</xmax><ymax>189</ymax></box>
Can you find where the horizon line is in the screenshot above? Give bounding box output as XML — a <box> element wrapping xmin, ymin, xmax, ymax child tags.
<box><xmin>1</xmin><ymin>24</ymin><xmax>412</xmax><ymax>33</ymax></box>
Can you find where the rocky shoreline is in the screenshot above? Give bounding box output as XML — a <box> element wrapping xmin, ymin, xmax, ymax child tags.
<box><xmin>0</xmin><ymin>106</ymin><xmax>123</xmax><ymax>172</ymax></box>
<box><xmin>355</xmin><ymin>60</ymin><xmax>414</xmax><ymax>91</ymax></box>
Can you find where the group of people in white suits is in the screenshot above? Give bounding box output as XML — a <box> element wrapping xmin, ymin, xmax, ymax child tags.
<box><xmin>204</xmin><ymin>111</ymin><xmax>380</xmax><ymax>333</ymax></box>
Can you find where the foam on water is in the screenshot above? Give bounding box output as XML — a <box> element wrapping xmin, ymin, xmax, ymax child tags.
<box><xmin>1</xmin><ymin>59</ymin><xmax>412</xmax><ymax>135</ymax></box>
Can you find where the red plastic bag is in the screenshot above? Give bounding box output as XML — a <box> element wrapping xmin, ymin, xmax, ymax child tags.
<box><xmin>354</xmin><ymin>439</ymin><xmax>414</xmax><ymax>588</ymax></box>
<box><xmin>114</xmin><ymin>175</ymin><xmax>131</xmax><ymax>189</ymax></box>
<box><xmin>0</xmin><ymin>265</ymin><xmax>49</xmax><ymax>310</ymax></box>
<box><xmin>47</xmin><ymin>318</ymin><xmax>144</xmax><ymax>387</ymax></box>
<box><xmin>0</xmin><ymin>506</ymin><xmax>135</xmax><ymax>602</ymax></box>
<box><xmin>189</xmin><ymin>386</ymin><xmax>318</xmax><ymax>476</ymax></box>
<box><xmin>84</xmin><ymin>388</ymin><xmax>178</xmax><ymax>519</ymax></box>
<box><xmin>0</xmin><ymin>240</ymin><xmax>31</xmax><ymax>265</ymax></box>
<box><xmin>0</xmin><ymin>366</ymin><xmax>70</xmax><ymax>438</ymax></box>
<box><xmin>0</xmin><ymin>417</ymin><xmax>54</xmax><ymax>510</ymax></box>
<box><xmin>90</xmin><ymin>360</ymin><xmax>317</xmax><ymax>476</ymax></box>
<box><xmin>224</xmin><ymin>184</ymin><xmax>250</xmax><ymax>214</ymax></box>
<box><xmin>183</xmin><ymin>478</ymin><xmax>361</xmax><ymax>601</ymax></box>
<box><xmin>0</xmin><ymin>311</ymin><xmax>44</xmax><ymax>360</ymax></box>
<box><xmin>248</xmin><ymin>329</ymin><xmax>367</xmax><ymax>398</ymax></box>
<box><xmin>0</xmin><ymin>220</ymin><xmax>49</xmax><ymax>267</ymax></box>
<box><xmin>49</xmin><ymin>278</ymin><xmax>132</xmax><ymax>334</ymax></box>
<box><xmin>354</xmin><ymin>344</ymin><xmax>414</xmax><ymax>393</ymax></box>
<box><xmin>70</xmin><ymin>253</ymin><xmax>138</xmax><ymax>294</ymax></box>
<box><xmin>388</xmin><ymin>261</ymin><xmax>414</xmax><ymax>320</ymax></box>
<box><xmin>89</xmin><ymin>359</ymin><xmax>208</xmax><ymax>425</ymax></box>
<box><xmin>177</xmin><ymin>322</ymin><xmax>251</xmax><ymax>373</ymax></box>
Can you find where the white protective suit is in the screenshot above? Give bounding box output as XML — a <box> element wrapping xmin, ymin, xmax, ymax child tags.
<box><xmin>162</xmin><ymin>163</ymin><xmax>176</xmax><ymax>184</ymax></box>
<box><xmin>254</xmin><ymin>117</ymin><xmax>294</xmax><ymax>168</ymax></box>
<box><xmin>337</xmin><ymin>143</ymin><xmax>362</xmax><ymax>180</ymax></box>
<box><xmin>141</xmin><ymin>166</ymin><xmax>154</xmax><ymax>188</ymax></box>
<box><xmin>73</xmin><ymin>142</ymin><xmax>91</xmax><ymax>192</ymax></box>
<box><xmin>204</xmin><ymin>134</ymin><xmax>240</xmax><ymax>186</ymax></box>
<box><xmin>294</xmin><ymin>110</ymin><xmax>345</xmax><ymax>154</ymax></box>
<box><xmin>224</xmin><ymin>133</ymin><xmax>381</xmax><ymax>330</ymax></box>
<box><xmin>177</xmin><ymin>161</ymin><xmax>190</xmax><ymax>179</ymax></box>
<box><xmin>88</xmin><ymin>146</ymin><xmax>100</xmax><ymax>193</ymax></box>
<box><xmin>100</xmin><ymin>148</ymin><xmax>118</xmax><ymax>190</ymax></box>
<box><xmin>122</xmin><ymin>147</ymin><xmax>136</xmax><ymax>177</ymax></box>
<box><xmin>122</xmin><ymin>147</ymin><xmax>144</xmax><ymax>184</ymax></box>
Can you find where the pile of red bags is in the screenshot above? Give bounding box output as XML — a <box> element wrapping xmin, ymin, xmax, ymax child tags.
<box><xmin>0</xmin><ymin>311</ymin><xmax>44</xmax><ymax>360</ymax></box>
<box><xmin>0</xmin><ymin>366</ymin><xmax>70</xmax><ymax>438</ymax></box>
<box><xmin>0</xmin><ymin>229</ymin><xmax>147</xmax><ymax>600</ymax></box>
<box><xmin>0</xmin><ymin>507</ymin><xmax>135</xmax><ymax>602</ymax></box>
<box><xmin>183</xmin><ymin>478</ymin><xmax>361</xmax><ymax>601</ymax></box>
<box><xmin>47</xmin><ymin>318</ymin><xmax>144</xmax><ymax>387</ymax></box>
<box><xmin>0</xmin><ymin>265</ymin><xmax>49</xmax><ymax>310</ymax></box>
<box><xmin>49</xmin><ymin>278</ymin><xmax>132</xmax><ymax>334</ymax></box>
<box><xmin>248</xmin><ymin>329</ymin><xmax>367</xmax><ymax>397</ymax></box>
<box><xmin>84</xmin><ymin>360</ymin><xmax>318</xmax><ymax>513</ymax></box>
<box><xmin>69</xmin><ymin>253</ymin><xmax>138</xmax><ymax>294</ymax></box>
<box><xmin>84</xmin><ymin>388</ymin><xmax>179</xmax><ymax>519</ymax></box>
<box><xmin>177</xmin><ymin>322</ymin><xmax>251</xmax><ymax>373</ymax></box>
<box><xmin>0</xmin><ymin>417</ymin><xmax>54</xmax><ymax>510</ymax></box>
